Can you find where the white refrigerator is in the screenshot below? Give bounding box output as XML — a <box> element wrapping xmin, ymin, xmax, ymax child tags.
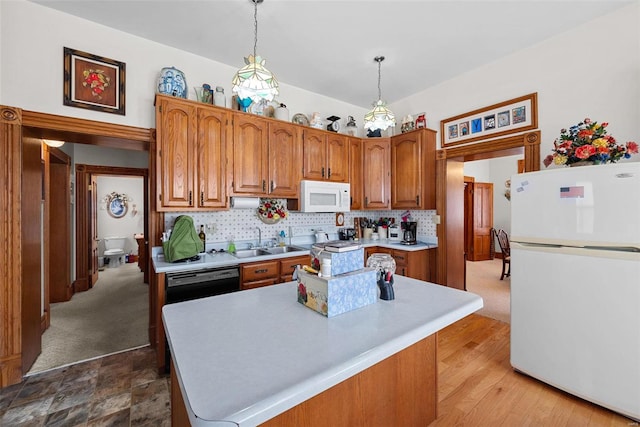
<box><xmin>510</xmin><ymin>162</ymin><xmax>640</xmax><ymax>421</ymax></box>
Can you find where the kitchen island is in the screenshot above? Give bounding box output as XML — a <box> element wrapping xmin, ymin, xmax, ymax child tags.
<box><xmin>163</xmin><ymin>275</ymin><xmax>482</xmax><ymax>426</ymax></box>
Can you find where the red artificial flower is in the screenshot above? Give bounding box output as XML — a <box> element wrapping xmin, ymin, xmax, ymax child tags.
<box><xmin>601</xmin><ymin>122</ymin><xmax>609</xmax><ymax>127</ymax></box>
<box><xmin>575</xmin><ymin>145</ymin><xmax>596</xmax><ymax>159</ymax></box>
<box><xmin>578</xmin><ymin>129</ymin><xmax>594</xmax><ymax>138</ymax></box>
<box><xmin>627</xmin><ymin>141</ymin><xmax>639</xmax><ymax>154</ymax></box>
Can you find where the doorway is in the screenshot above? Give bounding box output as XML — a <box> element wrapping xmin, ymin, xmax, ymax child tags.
<box><xmin>434</xmin><ymin>131</ymin><xmax>540</xmax><ymax>290</ymax></box>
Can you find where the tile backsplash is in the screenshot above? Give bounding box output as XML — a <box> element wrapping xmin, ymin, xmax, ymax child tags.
<box><xmin>164</xmin><ymin>202</ymin><xmax>437</xmax><ymax>244</ymax></box>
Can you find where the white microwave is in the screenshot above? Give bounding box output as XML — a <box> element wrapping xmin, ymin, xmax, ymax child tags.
<box><xmin>300</xmin><ymin>180</ymin><xmax>351</xmax><ymax>213</ymax></box>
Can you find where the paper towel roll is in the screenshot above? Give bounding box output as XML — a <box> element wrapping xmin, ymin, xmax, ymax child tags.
<box><xmin>231</xmin><ymin>197</ymin><xmax>260</xmax><ymax>209</ymax></box>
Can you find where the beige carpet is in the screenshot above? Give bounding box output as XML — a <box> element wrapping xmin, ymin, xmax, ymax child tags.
<box><xmin>27</xmin><ymin>263</ymin><xmax>149</xmax><ymax>374</ymax></box>
<box><xmin>465</xmin><ymin>258</ymin><xmax>511</xmax><ymax>323</ymax></box>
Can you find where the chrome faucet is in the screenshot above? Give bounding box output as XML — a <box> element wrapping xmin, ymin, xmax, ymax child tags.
<box><xmin>256</xmin><ymin>227</ymin><xmax>262</xmax><ymax>247</ymax></box>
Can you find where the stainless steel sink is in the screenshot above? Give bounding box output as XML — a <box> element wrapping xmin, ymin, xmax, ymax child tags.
<box><xmin>231</xmin><ymin>248</ymin><xmax>271</xmax><ymax>259</ymax></box>
<box><xmin>263</xmin><ymin>245</ymin><xmax>307</xmax><ymax>255</ymax></box>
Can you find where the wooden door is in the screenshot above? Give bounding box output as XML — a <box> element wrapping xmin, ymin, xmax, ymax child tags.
<box><xmin>156</xmin><ymin>98</ymin><xmax>195</xmax><ymax>209</ymax></box>
<box><xmin>197</xmin><ymin>108</ymin><xmax>227</xmax><ymax>208</ymax></box>
<box><xmin>348</xmin><ymin>138</ymin><xmax>363</xmax><ymax>210</ymax></box>
<box><xmin>50</xmin><ymin>156</ymin><xmax>72</xmax><ymax>301</ymax></box>
<box><xmin>391</xmin><ymin>132</ymin><xmax>423</xmax><ymax>209</ymax></box>
<box><xmin>21</xmin><ymin>136</ymin><xmax>42</xmax><ymax>373</ymax></box>
<box><xmin>467</xmin><ymin>182</ymin><xmax>494</xmax><ymax>261</ymax></box>
<box><xmin>232</xmin><ymin>114</ymin><xmax>269</xmax><ymax>195</ymax></box>
<box><xmin>268</xmin><ymin>121</ymin><xmax>302</xmax><ymax>197</ymax></box>
<box><xmin>89</xmin><ymin>174</ymin><xmax>99</xmax><ymax>287</ymax></box>
<box><xmin>326</xmin><ymin>133</ymin><xmax>349</xmax><ymax>182</ymax></box>
<box><xmin>362</xmin><ymin>138</ymin><xmax>391</xmax><ymax>210</ymax></box>
<box><xmin>302</xmin><ymin>128</ymin><xmax>326</xmax><ymax>180</ymax></box>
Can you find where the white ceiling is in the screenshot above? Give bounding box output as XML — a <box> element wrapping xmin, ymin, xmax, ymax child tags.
<box><xmin>30</xmin><ymin>0</ymin><xmax>631</xmax><ymax>108</ymax></box>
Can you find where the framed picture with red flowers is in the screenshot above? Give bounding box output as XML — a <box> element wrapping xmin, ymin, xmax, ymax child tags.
<box><xmin>63</xmin><ymin>47</ymin><xmax>125</xmax><ymax>115</ymax></box>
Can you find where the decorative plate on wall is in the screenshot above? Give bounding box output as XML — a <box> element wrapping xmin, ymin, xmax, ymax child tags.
<box><xmin>106</xmin><ymin>192</ymin><xmax>128</xmax><ymax>218</ymax></box>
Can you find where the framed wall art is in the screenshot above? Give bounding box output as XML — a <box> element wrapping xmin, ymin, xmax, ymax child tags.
<box><xmin>63</xmin><ymin>47</ymin><xmax>126</xmax><ymax>115</ymax></box>
<box><xmin>440</xmin><ymin>93</ymin><xmax>537</xmax><ymax>148</ymax></box>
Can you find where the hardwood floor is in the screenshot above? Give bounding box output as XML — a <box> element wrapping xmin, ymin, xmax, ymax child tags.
<box><xmin>431</xmin><ymin>314</ymin><xmax>635</xmax><ymax>426</ymax></box>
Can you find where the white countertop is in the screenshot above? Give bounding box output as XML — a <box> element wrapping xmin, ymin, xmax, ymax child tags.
<box><xmin>163</xmin><ymin>276</ymin><xmax>482</xmax><ymax>427</ymax></box>
<box><xmin>152</xmin><ymin>239</ymin><xmax>436</xmax><ymax>274</ymax></box>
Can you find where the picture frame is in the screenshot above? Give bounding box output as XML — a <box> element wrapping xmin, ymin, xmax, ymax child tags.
<box><xmin>440</xmin><ymin>93</ymin><xmax>537</xmax><ymax>148</ymax></box>
<box><xmin>63</xmin><ymin>47</ymin><xmax>126</xmax><ymax>115</ymax></box>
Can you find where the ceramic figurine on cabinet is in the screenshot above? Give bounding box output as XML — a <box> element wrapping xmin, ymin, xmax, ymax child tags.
<box><xmin>310</xmin><ymin>112</ymin><xmax>323</xmax><ymax>129</ymax></box>
<box><xmin>157</xmin><ymin>66</ymin><xmax>187</xmax><ymax>98</ymax></box>
<box><xmin>345</xmin><ymin>116</ymin><xmax>357</xmax><ymax>136</ymax></box>
<box><xmin>401</xmin><ymin>115</ymin><xmax>415</xmax><ymax>133</ymax></box>
<box><xmin>416</xmin><ymin>114</ymin><xmax>426</xmax><ymax>129</ymax></box>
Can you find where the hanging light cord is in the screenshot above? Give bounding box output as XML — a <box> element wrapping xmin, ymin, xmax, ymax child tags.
<box><xmin>375</xmin><ymin>56</ymin><xmax>384</xmax><ymax>101</ymax></box>
<box><xmin>253</xmin><ymin>0</ymin><xmax>258</xmax><ymax>60</ymax></box>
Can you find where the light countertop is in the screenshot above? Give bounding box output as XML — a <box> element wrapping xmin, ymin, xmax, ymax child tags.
<box><xmin>152</xmin><ymin>239</ymin><xmax>436</xmax><ymax>274</ymax></box>
<box><xmin>163</xmin><ymin>276</ymin><xmax>482</xmax><ymax>427</ymax></box>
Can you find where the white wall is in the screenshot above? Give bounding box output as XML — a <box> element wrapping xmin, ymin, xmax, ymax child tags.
<box><xmin>97</xmin><ymin>176</ymin><xmax>144</xmax><ymax>256</ymax></box>
<box><xmin>0</xmin><ymin>0</ymin><xmax>368</xmax><ymax>133</ymax></box>
<box><xmin>390</xmin><ymin>2</ymin><xmax>640</xmax><ymax>168</ymax></box>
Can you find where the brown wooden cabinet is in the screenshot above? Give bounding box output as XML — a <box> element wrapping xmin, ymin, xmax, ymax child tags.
<box><xmin>231</xmin><ymin>114</ymin><xmax>302</xmax><ymax>198</ymax></box>
<box><xmin>279</xmin><ymin>255</ymin><xmax>308</xmax><ymax>283</ymax></box>
<box><xmin>155</xmin><ymin>95</ymin><xmax>228</xmax><ymax>210</ymax></box>
<box><xmin>240</xmin><ymin>254</ymin><xmax>309</xmax><ymax>290</ymax></box>
<box><xmin>240</xmin><ymin>260</ymin><xmax>279</xmax><ymax>290</ymax></box>
<box><xmin>362</xmin><ymin>138</ymin><xmax>391</xmax><ymax>210</ymax></box>
<box><xmin>302</xmin><ymin>128</ymin><xmax>349</xmax><ymax>182</ymax></box>
<box><xmin>364</xmin><ymin>246</ymin><xmax>432</xmax><ymax>282</ymax></box>
<box><xmin>391</xmin><ymin>128</ymin><xmax>436</xmax><ymax>210</ymax></box>
<box><xmin>348</xmin><ymin>137</ymin><xmax>364</xmax><ymax>210</ymax></box>
<box><xmin>231</xmin><ymin>113</ymin><xmax>269</xmax><ymax>195</ymax></box>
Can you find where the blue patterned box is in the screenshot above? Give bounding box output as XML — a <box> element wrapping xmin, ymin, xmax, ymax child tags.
<box><xmin>296</xmin><ymin>268</ymin><xmax>377</xmax><ymax>317</ymax></box>
<box><xmin>311</xmin><ymin>245</ymin><xmax>365</xmax><ymax>276</ymax></box>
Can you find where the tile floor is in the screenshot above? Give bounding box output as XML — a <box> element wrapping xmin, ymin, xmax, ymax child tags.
<box><xmin>0</xmin><ymin>346</ymin><xmax>169</xmax><ymax>426</ymax></box>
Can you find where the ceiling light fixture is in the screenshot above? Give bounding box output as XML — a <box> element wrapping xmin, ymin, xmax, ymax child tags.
<box><xmin>231</xmin><ymin>0</ymin><xmax>279</xmax><ymax>103</ymax></box>
<box><xmin>43</xmin><ymin>139</ymin><xmax>64</xmax><ymax>148</ymax></box>
<box><xmin>364</xmin><ymin>56</ymin><xmax>396</xmax><ymax>133</ymax></box>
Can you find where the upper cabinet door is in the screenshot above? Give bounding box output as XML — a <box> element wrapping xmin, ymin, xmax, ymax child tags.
<box><xmin>326</xmin><ymin>133</ymin><xmax>349</xmax><ymax>182</ymax></box>
<box><xmin>198</xmin><ymin>108</ymin><xmax>228</xmax><ymax>208</ymax></box>
<box><xmin>302</xmin><ymin>128</ymin><xmax>327</xmax><ymax>180</ymax></box>
<box><xmin>269</xmin><ymin>121</ymin><xmax>302</xmax><ymax>197</ymax></box>
<box><xmin>391</xmin><ymin>131</ymin><xmax>423</xmax><ymax>209</ymax></box>
<box><xmin>348</xmin><ymin>137</ymin><xmax>363</xmax><ymax>210</ymax></box>
<box><xmin>156</xmin><ymin>97</ymin><xmax>196</xmax><ymax>209</ymax></box>
<box><xmin>363</xmin><ymin>138</ymin><xmax>391</xmax><ymax>210</ymax></box>
<box><xmin>391</xmin><ymin>128</ymin><xmax>437</xmax><ymax>210</ymax></box>
<box><xmin>232</xmin><ymin>114</ymin><xmax>269</xmax><ymax>195</ymax></box>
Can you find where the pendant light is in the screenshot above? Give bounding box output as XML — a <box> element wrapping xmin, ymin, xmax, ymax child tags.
<box><xmin>364</xmin><ymin>56</ymin><xmax>396</xmax><ymax>132</ymax></box>
<box><xmin>231</xmin><ymin>0</ymin><xmax>279</xmax><ymax>103</ymax></box>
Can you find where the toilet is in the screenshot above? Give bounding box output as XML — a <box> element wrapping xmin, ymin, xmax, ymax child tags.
<box><xmin>103</xmin><ymin>236</ymin><xmax>126</xmax><ymax>268</ymax></box>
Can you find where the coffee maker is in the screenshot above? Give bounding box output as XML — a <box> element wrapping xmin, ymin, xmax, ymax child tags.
<box><xmin>400</xmin><ymin>221</ymin><xmax>417</xmax><ymax>245</ymax></box>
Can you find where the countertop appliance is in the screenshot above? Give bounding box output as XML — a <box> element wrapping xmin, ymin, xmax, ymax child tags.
<box><xmin>388</xmin><ymin>224</ymin><xmax>401</xmax><ymax>241</ymax></box>
<box><xmin>400</xmin><ymin>221</ymin><xmax>417</xmax><ymax>245</ymax></box>
<box><xmin>299</xmin><ymin>180</ymin><xmax>350</xmax><ymax>213</ymax></box>
<box><xmin>338</xmin><ymin>228</ymin><xmax>356</xmax><ymax>240</ymax></box>
<box><xmin>510</xmin><ymin>163</ymin><xmax>640</xmax><ymax>421</ymax></box>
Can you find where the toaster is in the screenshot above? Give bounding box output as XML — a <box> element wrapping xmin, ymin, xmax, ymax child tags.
<box><xmin>388</xmin><ymin>225</ymin><xmax>401</xmax><ymax>241</ymax></box>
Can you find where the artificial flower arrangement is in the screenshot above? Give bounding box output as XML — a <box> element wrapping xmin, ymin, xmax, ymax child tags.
<box><xmin>257</xmin><ymin>198</ymin><xmax>288</xmax><ymax>223</ymax></box>
<box><xmin>544</xmin><ymin>118</ymin><xmax>637</xmax><ymax>167</ymax></box>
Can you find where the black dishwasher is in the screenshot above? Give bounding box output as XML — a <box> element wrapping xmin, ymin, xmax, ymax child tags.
<box><xmin>165</xmin><ymin>266</ymin><xmax>240</xmax><ymax>370</ymax></box>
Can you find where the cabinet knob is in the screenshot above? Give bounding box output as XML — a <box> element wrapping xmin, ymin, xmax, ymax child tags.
<box><xmin>255</xmin><ymin>269</ymin><xmax>268</xmax><ymax>274</ymax></box>
<box><xmin>262</xmin><ymin>180</ymin><xmax>266</xmax><ymax>192</ymax></box>
<box><xmin>188</xmin><ymin>191</ymin><xmax>193</xmax><ymax>206</ymax></box>
<box><xmin>321</xmin><ymin>167</ymin><xmax>325</xmax><ymax>178</ymax></box>
<box><xmin>201</xmin><ymin>191</ymin><xmax>204</xmax><ymax>205</ymax></box>
<box><xmin>328</xmin><ymin>168</ymin><xmax>331</xmax><ymax>178</ymax></box>
<box><xmin>365</xmin><ymin>196</ymin><xmax>368</xmax><ymax>207</ymax></box>
<box><xmin>416</xmin><ymin>195</ymin><xmax>420</xmax><ymax>205</ymax></box>
<box><xmin>270</xmin><ymin>181</ymin><xmax>274</xmax><ymax>192</ymax></box>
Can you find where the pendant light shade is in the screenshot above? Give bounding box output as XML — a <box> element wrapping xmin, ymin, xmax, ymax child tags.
<box><xmin>232</xmin><ymin>0</ymin><xmax>279</xmax><ymax>103</ymax></box>
<box><xmin>364</xmin><ymin>56</ymin><xmax>396</xmax><ymax>132</ymax></box>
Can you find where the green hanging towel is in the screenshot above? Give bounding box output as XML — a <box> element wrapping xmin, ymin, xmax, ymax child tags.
<box><xmin>163</xmin><ymin>215</ymin><xmax>204</xmax><ymax>262</ymax></box>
